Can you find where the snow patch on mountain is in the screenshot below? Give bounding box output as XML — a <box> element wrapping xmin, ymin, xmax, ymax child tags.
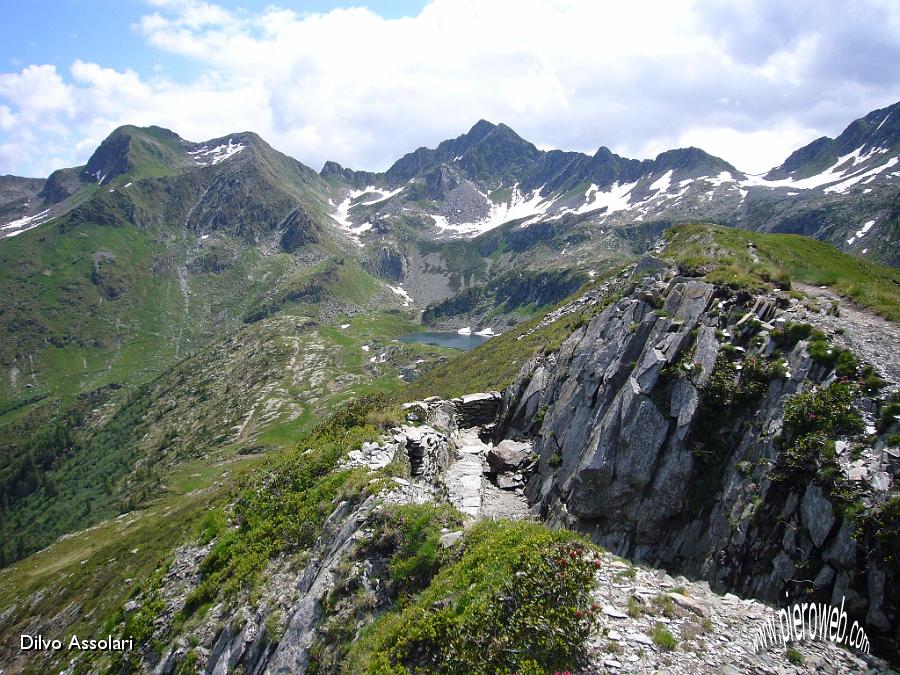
<box><xmin>847</xmin><ymin>219</ymin><xmax>876</xmax><ymax>245</ymax></box>
<box><xmin>576</xmin><ymin>181</ymin><xmax>637</xmax><ymax>216</ymax></box>
<box><xmin>824</xmin><ymin>157</ymin><xmax>899</xmax><ymax>194</ymax></box>
<box><xmin>189</xmin><ymin>139</ymin><xmax>246</xmax><ymax>166</ymax></box>
<box><xmin>743</xmin><ymin>146</ymin><xmax>897</xmax><ymax>191</ymax></box>
<box><xmin>1</xmin><ymin>208</ymin><xmax>52</xmax><ymax>238</ymax></box>
<box><xmin>649</xmin><ymin>170</ymin><xmax>673</xmax><ymax>192</ymax></box>
<box><xmin>432</xmin><ymin>184</ymin><xmax>555</xmax><ymax>236</ymax></box>
<box><xmin>358</xmin><ymin>186</ymin><xmax>404</xmax><ymax>206</ymax></box>
<box><xmin>329</xmin><ymin>187</ymin><xmax>384</xmax><ymax>246</ymax></box>
<box><xmin>388</xmin><ymin>284</ymin><xmax>413</xmax><ymax>307</ymax></box>
<box><xmin>704</xmin><ymin>171</ymin><xmax>735</xmax><ymax>187</ymax></box>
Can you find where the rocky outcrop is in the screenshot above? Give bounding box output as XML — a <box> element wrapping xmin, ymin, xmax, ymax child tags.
<box><xmin>404</xmin><ymin>392</ymin><xmax>501</xmax><ymax>431</ymax></box>
<box><xmin>149</xmin><ymin>479</ymin><xmax>441</xmax><ymax>675</ymax></box>
<box><xmin>497</xmin><ymin>260</ymin><xmax>900</xmax><ymax>659</ymax></box>
<box><xmin>486</xmin><ymin>439</ymin><xmax>532</xmax><ymax>474</ymax></box>
<box><xmin>370</xmin><ymin>245</ymin><xmax>407</xmax><ymax>281</ymax></box>
<box><xmin>393</xmin><ymin>424</ymin><xmax>453</xmax><ymax>482</ymax></box>
<box><xmin>278</xmin><ymin>208</ymin><xmax>320</xmax><ymax>252</ymax></box>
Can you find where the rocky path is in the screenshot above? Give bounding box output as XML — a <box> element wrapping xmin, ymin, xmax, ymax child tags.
<box><xmin>585</xmin><ymin>552</ymin><xmax>888</xmax><ymax>675</ymax></box>
<box><xmin>794</xmin><ymin>283</ymin><xmax>900</xmax><ymax>384</ymax></box>
<box><xmin>444</xmin><ymin>429</ymin><xmax>484</xmax><ymax>518</ymax></box>
<box><xmin>479</xmin><ymin>476</ymin><xmax>534</xmax><ymax>521</ymax></box>
<box><xmin>444</xmin><ymin>428</ymin><xmax>535</xmax><ymax>522</ymax></box>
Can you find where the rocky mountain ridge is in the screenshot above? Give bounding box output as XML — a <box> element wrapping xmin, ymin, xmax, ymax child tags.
<box><xmin>319</xmin><ymin>101</ymin><xmax>899</xmax><ymax>266</ymax></box>
<box><xmin>496</xmin><ymin>254</ymin><xmax>899</xmax><ymax>660</ymax></box>
<box><xmin>1</xmin><ymin>103</ymin><xmax>897</xmax><ymax>356</ymax></box>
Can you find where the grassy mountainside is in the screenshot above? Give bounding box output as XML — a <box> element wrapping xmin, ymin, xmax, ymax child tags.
<box><xmin>0</xmin><ymin>308</ymin><xmax>448</xmax><ymax>565</ymax></box>
<box><xmin>662</xmin><ymin>223</ymin><xmax>900</xmax><ymax>321</ymax></box>
<box><xmin>0</xmin><ymin>320</ymin><xmax>451</xmax><ymax>670</ymax></box>
<box><xmin>0</xmin><ymin>124</ymin><xmax>446</xmax><ymax>578</ymax></box>
<box><xmin>0</xmin><ymin>126</ymin><xmax>347</xmax><ymax>416</ymax></box>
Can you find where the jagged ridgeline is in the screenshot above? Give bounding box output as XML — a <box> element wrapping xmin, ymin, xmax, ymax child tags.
<box><xmin>0</xmin><ymin>101</ymin><xmax>898</xmax><ymax>673</ymax></box>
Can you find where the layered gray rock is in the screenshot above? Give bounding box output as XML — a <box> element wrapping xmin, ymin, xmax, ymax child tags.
<box><xmin>495</xmin><ymin>264</ymin><xmax>899</xmax><ymax>658</ymax></box>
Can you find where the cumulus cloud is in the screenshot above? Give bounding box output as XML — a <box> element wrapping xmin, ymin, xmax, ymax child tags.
<box><xmin>0</xmin><ymin>0</ymin><xmax>898</xmax><ymax>177</ymax></box>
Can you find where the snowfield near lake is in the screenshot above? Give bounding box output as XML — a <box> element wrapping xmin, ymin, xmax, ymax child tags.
<box><xmin>388</xmin><ymin>284</ymin><xmax>413</xmax><ymax>307</ymax></box>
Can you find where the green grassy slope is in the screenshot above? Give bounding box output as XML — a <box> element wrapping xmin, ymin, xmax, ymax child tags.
<box><xmin>663</xmin><ymin>223</ymin><xmax>900</xmax><ymax>321</ymax></box>
<box><xmin>0</xmin><ymin>314</ymin><xmax>450</xmax><ymax>671</ymax></box>
<box><xmin>0</xmin><ymin>307</ymin><xmax>448</xmax><ymax>565</ymax></box>
<box><xmin>0</xmin><ymin>122</ymin><xmax>438</xmax><ymax>567</ymax></box>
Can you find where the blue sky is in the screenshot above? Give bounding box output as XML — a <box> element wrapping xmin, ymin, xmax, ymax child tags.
<box><xmin>1</xmin><ymin>0</ymin><xmax>898</xmax><ymax>177</ymax></box>
<box><xmin>1</xmin><ymin>1</ymin><xmax>426</xmax><ymax>78</ymax></box>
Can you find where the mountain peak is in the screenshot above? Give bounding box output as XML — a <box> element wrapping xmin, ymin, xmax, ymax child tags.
<box><xmin>652</xmin><ymin>146</ymin><xmax>738</xmax><ymax>175</ymax></box>
<box><xmin>84</xmin><ymin>124</ymin><xmax>189</xmax><ymax>184</ymax></box>
<box><xmin>771</xmin><ymin>99</ymin><xmax>899</xmax><ymax>178</ymax></box>
<box><xmin>467</xmin><ymin>119</ymin><xmax>497</xmax><ymax>138</ymax></box>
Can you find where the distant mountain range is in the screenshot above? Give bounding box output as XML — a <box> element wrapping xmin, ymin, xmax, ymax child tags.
<box><xmin>3</xmin><ymin>101</ymin><xmax>898</xmax><ymax>255</ymax></box>
<box><xmin>319</xmin><ymin>101</ymin><xmax>898</xmax><ymax>260</ymax></box>
<box><xmin>0</xmin><ymin>100</ymin><xmax>897</xmax><ymax>414</ymax></box>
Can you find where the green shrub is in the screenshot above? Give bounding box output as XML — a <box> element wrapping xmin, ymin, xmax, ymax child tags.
<box><xmin>381</xmin><ymin>503</ymin><xmax>463</xmax><ymax>595</ymax></box>
<box><xmin>652</xmin><ymin>624</ymin><xmax>677</xmax><ymax>651</ymax></box>
<box><xmin>197</xmin><ymin>509</ymin><xmax>226</xmax><ymax>545</ymax></box>
<box><xmin>854</xmin><ymin>494</ymin><xmax>900</xmax><ymax>566</ymax></box>
<box><xmin>776</xmin><ymin>383</ymin><xmax>863</xmax><ymax>478</ymax></box>
<box><xmin>786</xmin><ymin>646</ymin><xmax>804</xmax><ymax>665</ymax></box>
<box><xmin>689</xmin><ymin>352</ymin><xmax>780</xmax><ymax>463</ymax></box>
<box><xmin>877</xmin><ymin>397</ymin><xmax>900</xmax><ymax>433</ymax></box>
<box><xmin>627</xmin><ymin>596</ymin><xmax>642</xmax><ymax>618</ymax></box>
<box><xmin>782</xmin><ymin>383</ymin><xmax>863</xmax><ymax>439</ymax></box>
<box><xmin>860</xmin><ymin>365</ymin><xmax>886</xmax><ymax>394</ymax></box>
<box><xmin>770</xmin><ymin>322</ymin><xmax>813</xmax><ymax>348</ymax></box>
<box><xmin>806</xmin><ymin>333</ymin><xmax>859</xmax><ymax>376</ymax></box>
<box><xmin>736</xmin><ymin>461</ymin><xmax>753</xmax><ymax>477</ymax></box>
<box><xmin>347</xmin><ymin>521</ymin><xmax>601</xmax><ymax>674</ymax></box>
<box><xmin>652</xmin><ymin>593</ymin><xmax>677</xmax><ymax>618</ymax></box>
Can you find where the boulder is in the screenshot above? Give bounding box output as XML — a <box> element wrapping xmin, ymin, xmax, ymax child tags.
<box><xmin>823</xmin><ymin>520</ymin><xmax>857</xmax><ymax>568</ymax></box>
<box><xmin>496</xmin><ymin>472</ymin><xmax>525</xmax><ymax>490</ymax></box>
<box><xmin>439</xmin><ymin>531</ymin><xmax>463</xmax><ymax>548</ymax></box>
<box><xmin>486</xmin><ymin>439</ymin><xmax>532</xmax><ymax>474</ymax></box>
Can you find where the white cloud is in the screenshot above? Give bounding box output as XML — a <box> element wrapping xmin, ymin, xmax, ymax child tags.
<box><xmin>0</xmin><ymin>64</ymin><xmax>73</xmax><ymax>117</ymax></box>
<box><xmin>675</xmin><ymin>123</ymin><xmax>823</xmax><ymax>175</ymax></box>
<box><xmin>0</xmin><ymin>0</ymin><xmax>898</xmax><ymax>177</ymax></box>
